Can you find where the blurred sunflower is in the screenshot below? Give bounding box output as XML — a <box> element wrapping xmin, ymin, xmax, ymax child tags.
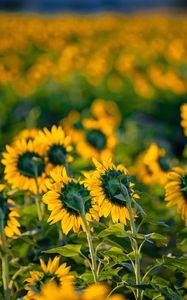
<box><xmin>165</xmin><ymin>167</ymin><xmax>187</xmax><ymax>225</ymax></box>
<box><xmin>37</xmin><ymin>125</ymin><xmax>73</xmax><ymax>173</ymax></box>
<box><xmin>24</xmin><ymin>256</ymin><xmax>72</xmax><ymax>300</ymax></box>
<box><xmin>132</xmin><ymin>143</ymin><xmax>169</xmax><ymax>185</ymax></box>
<box><xmin>61</xmin><ymin>111</ymin><xmax>83</xmax><ymax>144</ymax></box>
<box><xmin>35</xmin><ymin>281</ymin><xmax>126</xmax><ymax>300</ymax></box>
<box><xmin>13</xmin><ymin>128</ymin><xmax>39</xmax><ymax>144</ymax></box>
<box><xmin>2</xmin><ymin>139</ymin><xmax>47</xmax><ymax>194</ymax></box>
<box><xmin>43</xmin><ymin>167</ymin><xmax>99</xmax><ymax>234</ymax></box>
<box><xmin>84</xmin><ymin>158</ymin><xmax>139</xmax><ymax>224</ymax></box>
<box><xmin>76</xmin><ymin>118</ymin><xmax>116</xmax><ymax>160</ymax></box>
<box><xmin>0</xmin><ymin>184</ymin><xmax>21</xmax><ymax>243</ymax></box>
<box><xmin>91</xmin><ymin>98</ymin><xmax>121</xmax><ymax>128</ymax></box>
<box><xmin>180</xmin><ymin>103</ymin><xmax>187</xmax><ymax>136</ymax></box>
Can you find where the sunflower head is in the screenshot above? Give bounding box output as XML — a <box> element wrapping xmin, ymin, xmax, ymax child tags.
<box><xmin>180</xmin><ymin>103</ymin><xmax>187</xmax><ymax>136</ymax></box>
<box><xmin>165</xmin><ymin>167</ymin><xmax>187</xmax><ymax>225</ymax></box>
<box><xmin>43</xmin><ymin>167</ymin><xmax>99</xmax><ymax>235</ymax></box>
<box><xmin>13</xmin><ymin>128</ymin><xmax>39</xmax><ymax>144</ymax></box>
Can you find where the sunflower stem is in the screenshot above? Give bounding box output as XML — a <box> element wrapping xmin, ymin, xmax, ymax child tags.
<box><xmin>121</xmin><ymin>186</ymin><xmax>142</xmax><ymax>300</ymax></box>
<box><xmin>33</xmin><ymin>162</ymin><xmax>43</xmax><ymax>222</ymax></box>
<box><xmin>0</xmin><ymin>208</ymin><xmax>10</xmax><ymax>300</ymax></box>
<box><xmin>79</xmin><ymin>200</ymin><xmax>98</xmax><ymax>283</ymax></box>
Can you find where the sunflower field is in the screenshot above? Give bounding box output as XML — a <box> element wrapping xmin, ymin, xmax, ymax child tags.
<box><xmin>0</xmin><ymin>13</ymin><xmax>187</xmax><ymax>300</ymax></box>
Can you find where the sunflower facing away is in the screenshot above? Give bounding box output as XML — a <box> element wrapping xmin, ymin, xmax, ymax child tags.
<box><xmin>165</xmin><ymin>167</ymin><xmax>187</xmax><ymax>225</ymax></box>
<box><xmin>84</xmin><ymin>158</ymin><xmax>139</xmax><ymax>224</ymax></box>
<box><xmin>0</xmin><ymin>184</ymin><xmax>21</xmax><ymax>243</ymax></box>
<box><xmin>35</xmin><ymin>281</ymin><xmax>126</xmax><ymax>300</ymax></box>
<box><xmin>43</xmin><ymin>167</ymin><xmax>99</xmax><ymax>235</ymax></box>
<box><xmin>2</xmin><ymin>138</ymin><xmax>47</xmax><ymax>194</ymax></box>
<box><xmin>132</xmin><ymin>143</ymin><xmax>169</xmax><ymax>186</ymax></box>
<box><xmin>24</xmin><ymin>256</ymin><xmax>72</xmax><ymax>300</ymax></box>
<box><xmin>37</xmin><ymin>125</ymin><xmax>73</xmax><ymax>173</ymax></box>
<box><xmin>180</xmin><ymin>103</ymin><xmax>187</xmax><ymax>136</ymax></box>
<box><xmin>76</xmin><ymin>118</ymin><xmax>116</xmax><ymax>160</ymax></box>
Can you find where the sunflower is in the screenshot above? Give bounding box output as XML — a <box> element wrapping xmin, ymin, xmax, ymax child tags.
<box><xmin>0</xmin><ymin>184</ymin><xmax>21</xmax><ymax>243</ymax></box>
<box><xmin>2</xmin><ymin>138</ymin><xmax>47</xmax><ymax>194</ymax></box>
<box><xmin>13</xmin><ymin>128</ymin><xmax>39</xmax><ymax>144</ymax></box>
<box><xmin>35</xmin><ymin>281</ymin><xmax>126</xmax><ymax>300</ymax></box>
<box><xmin>37</xmin><ymin>125</ymin><xmax>73</xmax><ymax>173</ymax></box>
<box><xmin>76</xmin><ymin>118</ymin><xmax>116</xmax><ymax>160</ymax></box>
<box><xmin>180</xmin><ymin>103</ymin><xmax>187</xmax><ymax>136</ymax></box>
<box><xmin>43</xmin><ymin>167</ymin><xmax>99</xmax><ymax>235</ymax></box>
<box><xmin>165</xmin><ymin>167</ymin><xmax>187</xmax><ymax>225</ymax></box>
<box><xmin>84</xmin><ymin>158</ymin><xmax>139</xmax><ymax>224</ymax></box>
<box><xmin>132</xmin><ymin>143</ymin><xmax>169</xmax><ymax>186</ymax></box>
<box><xmin>24</xmin><ymin>256</ymin><xmax>72</xmax><ymax>300</ymax></box>
<box><xmin>61</xmin><ymin>111</ymin><xmax>84</xmax><ymax>144</ymax></box>
<box><xmin>91</xmin><ymin>98</ymin><xmax>121</xmax><ymax>128</ymax></box>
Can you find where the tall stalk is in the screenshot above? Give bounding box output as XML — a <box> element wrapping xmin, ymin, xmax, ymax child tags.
<box><xmin>0</xmin><ymin>208</ymin><xmax>10</xmax><ymax>300</ymax></box>
<box><xmin>33</xmin><ymin>161</ymin><xmax>43</xmax><ymax>222</ymax></box>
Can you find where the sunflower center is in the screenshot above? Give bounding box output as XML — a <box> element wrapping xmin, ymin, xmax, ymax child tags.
<box><xmin>48</xmin><ymin>144</ymin><xmax>67</xmax><ymax>166</ymax></box>
<box><xmin>17</xmin><ymin>152</ymin><xmax>45</xmax><ymax>178</ymax></box>
<box><xmin>35</xmin><ymin>273</ymin><xmax>61</xmax><ymax>290</ymax></box>
<box><xmin>144</xmin><ymin>164</ymin><xmax>153</xmax><ymax>175</ymax></box>
<box><xmin>158</xmin><ymin>156</ymin><xmax>169</xmax><ymax>172</ymax></box>
<box><xmin>60</xmin><ymin>181</ymin><xmax>91</xmax><ymax>216</ymax></box>
<box><xmin>101</xmin><ymin>169</ymin><xmax>131</xmax><ymax>207</ymax></box>
<box><xmin>181</xmin><ymin>174</ymin><xmax>187</xmax><ymax>200</ymax></box>
<box><xmin>86</xmin><ymin>129</ymin><xmax>107</xmax><ymax>150</ymax></box>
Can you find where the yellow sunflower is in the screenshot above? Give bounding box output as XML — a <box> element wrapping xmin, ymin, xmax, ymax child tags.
<box><xmin>37</xmin><ymin>125</ymin><xmax>73</xmax><ymax>173</ymax></box>
<box><xmin>165</xmin><ymin>167</ymin><xmax>187</xmax><ymax>225</ymax></box>
<box><xmin>61</xmin><ymin>111</ymin><xmax>83</xmax><ymax>144</ymax></box>
<box><xmin>35</xmin><ymin>281</ymin><xmax>127</xmax><ymax>300</ymax></box>
<box><xmin>24</xmin><ymin>256</ymin><xmax>72</xmax><ymax>300</ymax></box>
<box><xmin>2</xmin><ymin>138</ymin><xmax>47</xmax><ymax>194</ymax></box>
<box><xmin>76</xmin><ymin>118</ymin><xmax>116</xmax><ymax>160</ymax></box>
<box><xmin>91</xmin><ymin>98</ymin><xmax>121</xmax><ymax>128</ymax></box>
<box><xmin>43</xmin><ymin>167</ymin><xmax>99</xmax><ymax>235</ymax></box>
<box><xmin>0</xmin><ymin>184</ymin><xmax>21</xmax><ymax>243</ymax></box>
<box><xmin>84</xmin><ymin>158</ymin><xmax>139</xmax><ymax>224</ymax></box>
<box><xmin>180</xmin><ymin>103</ymin><xmax>187</xmax><ymax>136</ymax></box>
<box><xmin>132</xmin><ymin>143</ymin><xmax>169</xmax><ymax>186</ymax></box>
<box><xmin>13</xmin><ymin>128</ymin><xmax>39</xmax><ymax>144</ymax></box>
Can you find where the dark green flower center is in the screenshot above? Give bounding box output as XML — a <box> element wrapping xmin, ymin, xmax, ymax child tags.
<box><xmin>60</xmin><ymin>181</ymin><xmax>92</xmax><ymax>216</ymax></box>
<box><xmin>17</xmin><ymin>152</ymin><xmax>45</xmax><ymax>178</ymax></box>
<box><xmin>158</xmin><ymin>156</ymin><xmax>169</xmax><ymax>172</ymax></box>
<box><xmin>144</xmin><ymin>164</ymin><xmax>153</xmax><ymax>175</ymax></box>
<box><xmin>48</xmin><ymin>144</ymin><xmax>67</xmax><ymax>166</ymax></box>
<box><xmin>0</xmin><ymin>195</ymin><xmax>9</xmax><ymax>227</ymax></box>
<box><xmin>86</xmin><ymin>129</ymin><xmax>107</xmax><ymax>150</ymax></box>
<box><xmin>35</xmin><ymin>273</ymin><xmax>61</xmax><ymax>290</ymax></box>
<box><xmin>181</xmin><ymin>174</ymin><xmax>187</xmax><ymax>200</ymax></box>
<box><xmin>101</xmin><ymin>168</ymin><xmax>131</xmax><ymax>207</ymax></box>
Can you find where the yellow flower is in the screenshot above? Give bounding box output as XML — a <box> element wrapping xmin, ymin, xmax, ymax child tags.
<box><xmin>132</xmin><ymin>143</ymin><xmax>169</xmax><ymax>186</ymax></box>
<box><xmin>61</xmin><ymin>111</ymin><xmax>83</xmax><ymax>144</ymax></box>
<box><xmin>165</xmin><ymin>167</ymin><xmax>187</xmax><ymax>225</ymax></box>
<box><xmin>24</xmin><ymin>256</ymin><xmax>72</xmax><ymax>300</ymax></box>
<box><xmin>0</xmin><ymin>184</ymin><xmax>21</xmax><ymax>243</ymax></box>
<box><xmin>84</xmin><ymin>158</ymin><xmax>139</xmax><ymax>224</ymax></box>
<box><xmin>180</xmin><ymin>103</ymin><xmax>187</xmax><ymax>136</ymax></box>
<box><xmin>37</xmin><ymin>125</ymin><xmax>73</xmax><ymax>173</ymax></box>
<box><xmin>2</xmin><ymin>139</ymin><xmax>47</xmax><ymax>194</ymax></box>
<box><xmin>13</xmin><ymin>128</ymin><xmax>39</xmax><ymax>144</ymax></box>
<box><xmin>76</xmin><ymin>118</ymin><xmax>116</xmax><ymax>160</ymax></box>
<box><xmin>43</xmin><ymin>167</ymin><xmax>99</xmax><ymax>235</ymax></box>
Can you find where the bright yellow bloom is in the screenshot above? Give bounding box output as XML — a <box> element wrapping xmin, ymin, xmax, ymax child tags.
<box><xmin>165</xmin><ymin>167</ymin><xmax>187</xmax><ymax>225</ymax></box>
<box><xmin>13</xmin><ymin>128</ymin><xmax>39</xmax><ymax>144</ymax></box>
<box><xmin>35</xmin><ymin>281</ymin><xmax>127</xmax><ymax>300</ymax></box>
<box><xmin>84</xmin><ymin>158</ymin><xmax>139</xmax><ymax>224</ymax></box>
<box><xmin>76</xmin><ymin>118</ymin><xmax>116</xmax><ymax>160</ymax></box>
<box><xmin>43</xmin><ymin>167</ymin><xmax>99</xmax><ymax>235</ymax></box>
<box><xmin>0</xmin><ymin>184</ymin><xmax>21</xmax><ymax>243</ymax></box>
<box><xmin>61</xmin><ymin>111</ymin><xmax>83</xmax><ymax>144</ymax></box>
<box><xmin>36</xmin><ymin>125</ymin><xmax>73</xmax><ymax>173</ymax></box>
<box><xmin>132</xmin><ymin>143</ymin><xmax>169</xmax><ymax>186</ymax></box>
<box><xmin>2</xmin><ymin>139</ymin><xmax>47</xmax><ymax>194</ymax></box>
<box><xmin>180</xmin><ymin>103</ymin><xmax>187</xmax><ymax>136</ymax></box>
<box><xmin>24</xmin><ymin>256</ymin><xmax>72</xmax><ymax>300</ymax></box>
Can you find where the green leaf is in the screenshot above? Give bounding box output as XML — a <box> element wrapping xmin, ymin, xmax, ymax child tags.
<box><xmin>43</xmin><ymin>244</ymin><xmax>82</xmax><ymax>257</ymax></box>
<box><xmin>98</xmin><ymin>224</ymin><xmax>129</xmax><ymax>238</ymax></box>
<box><xmin>99</xmin><ymin>267</ymin><xmax>123</xmax><ymax>280</ymax></box>
<box><xmin>146</xmin><ymin>233</ymin><xmax>168</xmax><ymax>246</ymax></box>
<box><xmin>163</xmin><ymin>256</ymin><xmax>187</xmax><ymax>272</ymax></box>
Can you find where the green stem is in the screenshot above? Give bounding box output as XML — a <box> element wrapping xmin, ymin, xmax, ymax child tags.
<box><xmin>0</xmin><ymin>209</ymin><xmax>10</xmax><ymax>300</ymax></box>
<box><xmin>121</xmin><ymin>186</ymin><xmax>142</xmax><ymax>300</ymax></box>
<box><xmin>33</xmin><ymin>163</ymin><xmax>43</xmax><ymax>222</ymax></box>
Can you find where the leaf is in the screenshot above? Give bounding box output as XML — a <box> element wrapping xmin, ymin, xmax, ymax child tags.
<box><xmin>99</xmin><ymin>267</ymin><xmax>123</xmax><ymax>280</ymax></box>
<box><xmin>98</xmin><ymin>223</ymin><xmax>129</xmax><ymax>238</ymax></box>
<box><xmin>163</xmin><ymin>256</ymin><xmax>187</xmax><ymax>272</ymax></box>
<box><xmin>43</xmin><ymin>244</ymin><xmax>82</xmax><ymax>257</ymax></box>
<box><xmin>146</xmin><ymin>233</ymin><xmax>168</xmax><ymax>246</ymax></box>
